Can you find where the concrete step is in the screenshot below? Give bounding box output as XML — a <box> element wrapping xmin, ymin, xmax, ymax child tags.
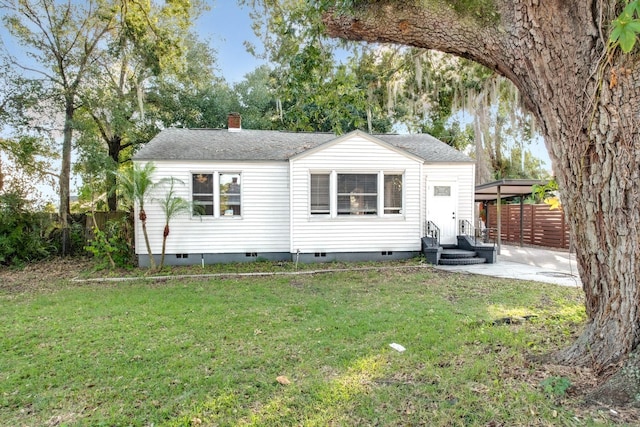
<box><xmin>439</xmin><ymin>256</ymin><xmax>487</xmax><ymax>265</ymax></box>
<box><xmin>440</xmin><ymin>249</ymin><xmax>478</xmax><ymax>259</ymax></box>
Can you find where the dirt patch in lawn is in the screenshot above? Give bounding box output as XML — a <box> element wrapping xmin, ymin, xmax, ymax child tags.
<box><xmin>0</xmin><ymin>257</ymin><xmax>94</xmax><ymax>293</ymax></box>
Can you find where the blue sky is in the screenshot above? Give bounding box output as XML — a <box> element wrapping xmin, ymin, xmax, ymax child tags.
<box><xmin>0</xmin><ymin>1</ymin><xmax>263</xmax><ymax>84</ymax></box>
<box><xmin>198</xmin><ymin>2</ymin><xmax>265</xmax><ymax>83</ymax></box>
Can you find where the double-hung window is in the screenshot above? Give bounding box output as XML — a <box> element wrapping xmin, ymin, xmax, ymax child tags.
<box><xmin>310</xmin><ymin>174</ymin><xmax>330</xmax><ymax>215</ymax></box>
<box><xmin>192</xmin><ymin>172</ymin><xmax>242</xmax><ymax>217</ymax></box>
<box><xmin>193</xmin><ymin>173</ymin><xmax>214</xmax><ymax>216</ymax></box>
<box><xmin>310</xmin><ymin>171</ymin><xmax>403</xmax><ymax>217</ymax></box>
<box><xmin>383</xmin><ymin>174</ymin><xmax>403</xmax><ymax>214</ymax></box>
<box><xmin>220</xmin><ymin>173</ymin><xmax>241</xmax><ymax>216</ymax></box>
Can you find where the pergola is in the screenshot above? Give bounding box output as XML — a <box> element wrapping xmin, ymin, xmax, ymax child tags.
<box><xmin>475</xmin><ymin>179</ymin><xmax>549</xmax><ymax>253</ymax></box>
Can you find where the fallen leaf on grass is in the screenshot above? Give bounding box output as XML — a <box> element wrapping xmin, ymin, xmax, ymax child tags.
<box><xmin>276</xmin><ymin>375</ymin><xmax>291</xmax><ymax>385</ymax></box>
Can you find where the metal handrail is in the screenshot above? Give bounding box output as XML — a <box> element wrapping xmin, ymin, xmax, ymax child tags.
<box><xmin>425</xmin><ymin>220</ymin><xmax>440</xmax><ymax>247</ymax></box>
<box><xmin>459</xmin><ymin>219</ymin><xmax>497</xmax><ymax>247</ymax></box>
<box><xmin>459</xmin><ymin>219</ymin><xmax>473</xmax><ymax>236</ymax></box>
<box><xmin>482</xmin><ymin>227</ymin><xmax>498</xmax><ymax>247</ymax></box>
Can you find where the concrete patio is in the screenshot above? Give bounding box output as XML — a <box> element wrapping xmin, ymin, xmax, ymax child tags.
<box><xmin>435</xmin><ymin>244</ymin><xmax>582</xmax><ymax>287</ymax></box>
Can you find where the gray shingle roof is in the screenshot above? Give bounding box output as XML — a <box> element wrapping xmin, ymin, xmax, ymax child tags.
<box><xmin>133</xmin><ymin>128</ymin><xmax>473</xmax><ymax>163</ymax></box>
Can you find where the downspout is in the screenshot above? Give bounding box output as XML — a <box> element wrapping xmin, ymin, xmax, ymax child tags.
<box><xmin>289</xmin><ymin>159</ymin><xmax>295</xmax><ymax>261</ymax></box>
<box><xmin>419</xmin><ymin>162</ymin><xmax>424</xmax><ymax>237</ymax></box>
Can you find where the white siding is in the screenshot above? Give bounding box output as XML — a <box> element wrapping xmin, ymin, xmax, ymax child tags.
<box><xmin>134</xmin><ymin>160</ymin><xmax>290</xmax><ymax>255</ymax></box>
<box><xmin>134</xmin><ymin>136</ymin><xmax>475</xmax><ymax>258</ymax></box>
<box><xmin>290</xmin><ymin>135</ymin><xmax>423</xmax><ymax>253</ymax></box>
<box><xmin>424</xmin><ymin>163</ymin><xmax>476</xmax><ymax>229</ymax></box>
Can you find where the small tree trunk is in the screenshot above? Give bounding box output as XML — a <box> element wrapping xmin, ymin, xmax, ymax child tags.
<box><xmin>140</xmin><ymin>209</ymin><xmax>155</xmax><ymax>270</ymax></box>
<box><xmin>0</xmin><ymin>156</ymin><xmax>4</xmax><ymax>191</ymax></box>
<box><xmin>59</xmin><ymin>101</ymin><xmax>74</xmax><ymax>255</ymax></box>
<box><xmin>106</xmin><ymin>171</ymin><xmax>118</xmax><ymax>212</ymax></box>
<box><xmin>107</xmin><ymin>136</ymin><xmax>122</xmax><ymax>212</ymax></box>
<box><xmin>159</xmin><ymin>224</ymin><xmax>169</xmax><ymax>270</ymax></box>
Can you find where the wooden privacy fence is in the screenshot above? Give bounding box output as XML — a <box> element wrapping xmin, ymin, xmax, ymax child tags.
<box><xmin>486</xmin><ymin>204</ymin><xmax>570</xmax><ymax>250</ymax></box>
<box><xmin>84</xmin><ymin>211</ymin><xmax>131</xmax><ymax>241</ymax></box>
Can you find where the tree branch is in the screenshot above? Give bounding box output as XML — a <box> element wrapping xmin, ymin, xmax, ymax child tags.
<box><xmin>89</xmin><ymin>111</ymin><xmax>113</xmax><ymax>144</ymax></box>
<box><xmin>43</xmin><ymin>170</ymin><xmax>60</xmax><ymax>180</ymax></box>
<box><xmin>322</xmin><ymin>1</ymin><xmax>509</xmax><ymax>76</ymax></box>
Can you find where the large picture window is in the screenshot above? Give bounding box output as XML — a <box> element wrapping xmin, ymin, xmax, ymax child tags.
<box><xmin>337</xmin><ymin>174</ymin><xmax>377</xmax><ymax>215</ymax></box>
<box><xmin>310</xmin><ymin>171</ymin><xmax>403</xmax><ymax>217</ymax></box>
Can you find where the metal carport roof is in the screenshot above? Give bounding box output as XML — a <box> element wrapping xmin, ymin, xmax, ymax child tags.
<box><xmin>475</xmin><ymin>179</ymin><xmax>549</xmax><ymax>202</ymax></box>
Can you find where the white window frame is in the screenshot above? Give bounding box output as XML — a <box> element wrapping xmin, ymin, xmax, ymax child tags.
<box><xmin>383</xmin><ymin>173</ymin><xmax>404</xmax><ymax>215</ymax></box>
<box><xmin>191</xmin><ymin>171</ymin><xmax>242</xmax><ymax>219</ymax></box>
<box><xmin>192</xmin><ymin>172</ymin><xmax>215</xmax><ymax>217</ymax></box>
<box><xmin>309</xmin><ymin>170</ymin><xmax>404</xmax><ymax>219</ymax></box>
<box><xmin>337</xmin><ymin>172</ymin><xmax>379</xmax><ymax>216</ymax></box>
<box><xmin>310</xmin><ymin>172</ymin><xmax>331</xmax><ymax>215</ymax></box>
<box><xmin>219</xmin><ymin>172</ymin><xmax>242</xmax><ymax>217</ymax></box>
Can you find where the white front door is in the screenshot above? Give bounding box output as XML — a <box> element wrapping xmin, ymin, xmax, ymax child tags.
<box><xmin>426</xmin><ymin>180</ymin><xmax>458</xmax><ymax>245</ymax></box>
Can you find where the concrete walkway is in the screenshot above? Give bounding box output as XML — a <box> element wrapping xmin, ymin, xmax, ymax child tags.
<box><xmin>435</xmin><ymin>244</ymin><xmax>582</xmax><ymax>287</ymax></box>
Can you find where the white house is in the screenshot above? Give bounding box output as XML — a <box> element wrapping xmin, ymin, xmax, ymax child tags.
<box><xmin>132</xmin><ymin>116</ymin><xmax>476</xmax><ymax>266</ymax></box>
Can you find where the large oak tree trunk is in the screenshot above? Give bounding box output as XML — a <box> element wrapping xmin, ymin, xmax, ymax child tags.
<box><xmin>323</xmin><ymin>0</ymin><xmax>640</xmax><ymax>375</ymax></box>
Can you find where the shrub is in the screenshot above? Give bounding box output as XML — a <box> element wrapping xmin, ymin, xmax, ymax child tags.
<box><xmin>0</xmin><ymin>192</ymin><xmax>55</xmax><ymax>265</ymax></box>
<box><xmin>46</xmin><ymin>215</ymin><xmax>87</xmax><ymax>257</ymax></box>
<box><xmin>84</xmin><ymin>215</ymin><xmax>133</xmax><ymax>269</ymax></box>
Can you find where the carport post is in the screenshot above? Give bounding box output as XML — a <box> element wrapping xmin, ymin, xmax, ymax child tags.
<box><xmin>497</xmin><ymin>185</ymin><xmax>501</xmax><ymax>255</ymax></box>
<box><xmin>520</xmin><ymin>197</ymin><xmax>524</xmax><ymax>247</ymax></box>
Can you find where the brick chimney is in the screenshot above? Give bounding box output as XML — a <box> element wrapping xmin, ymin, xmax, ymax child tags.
<box><xmin>228</xmin><ymin>112</ymin><xmax>241</xmax><ymax>132</ymax></box>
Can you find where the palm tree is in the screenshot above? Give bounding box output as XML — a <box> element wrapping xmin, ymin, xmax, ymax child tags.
<box><xmin>155</xmin><ymin>178</ymin><xmax>190</xmax><ymax>269</ymax></box>
<box><xmin>117</xmin><ymin>162</ymin><xmax>159</xmax><ymax>269</ymax></box>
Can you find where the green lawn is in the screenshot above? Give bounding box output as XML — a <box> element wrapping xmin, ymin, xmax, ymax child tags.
<box><xmin>1</xmin><ymin>261</ymin><xmax>604</xmax><ymax>426</ymax></box>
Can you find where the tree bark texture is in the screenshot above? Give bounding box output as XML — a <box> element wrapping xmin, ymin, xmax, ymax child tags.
<box><xmin>324</xmin><ymin>0</ymin><xmax>640</xmax><ymax>374</ymax></box>
<box><xmin>107</xmin><ymin>135</ymin><xmax>122</xmax><ymax>212</ymax></box>
<box><xmin>59</xmin><ymin>100</ymin><xmax>75</xmax><ymax>256</ymax></box>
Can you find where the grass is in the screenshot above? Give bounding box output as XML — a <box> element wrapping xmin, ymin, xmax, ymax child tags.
<box><xmin>0</xmin><ymin>260</ymin><xmax>602</xmax><ymax>426</ymax></box>
<box><xmin>77</xmin><ymin>257</ymin><xmax>425</xmax><ymax>279</ymax></box>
